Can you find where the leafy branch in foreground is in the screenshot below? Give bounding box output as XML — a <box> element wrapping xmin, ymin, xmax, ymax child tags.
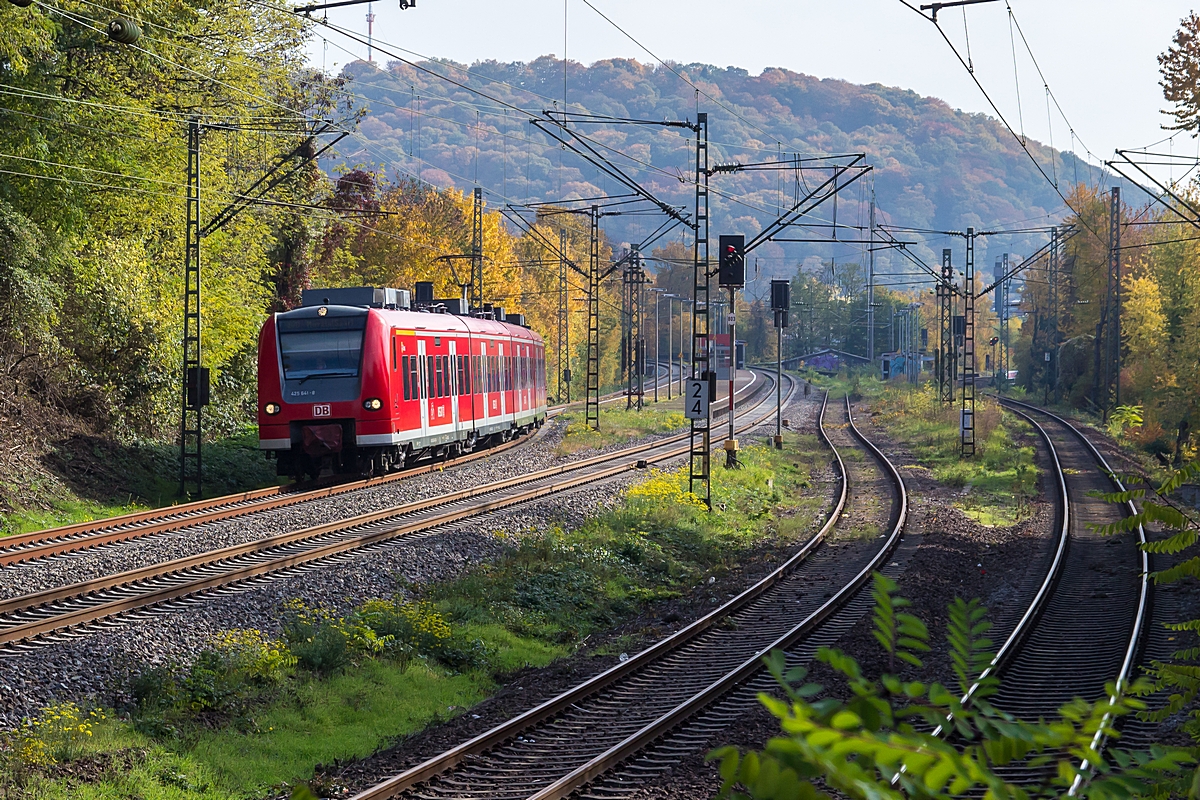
<box><xmin>1093</xmin><ymin>460</ymin><xmax>1200</xmax><ymax>745</ymax></box>
<box><xmin>710</xmin><ymin>573</ymin><xmax>1194</xmax><ymax>799</ymax></box>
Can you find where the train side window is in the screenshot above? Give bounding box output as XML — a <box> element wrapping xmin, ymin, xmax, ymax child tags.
<box><xmin>391</xmin><ymin>337</ymin><xmax>397</xmax><ymax>371</ymax></box>
<box><xmin>402</xmin><ymin>355</ymin><xmax>411</xmax><ymax>400</ymax></box>
<box><xmin>435</xmin><ymin>357</ymin><xmax>444</xmax><ymax>398</ymax></box>
<box><xmin>441</xmin><ymin>355</ymin><xmax>450</xmax><ymax>397</ymax></box>
<box><xmin>425</xmin><ymin>355</ymin><xmax>434</xmax><ymax>399</ymax></box>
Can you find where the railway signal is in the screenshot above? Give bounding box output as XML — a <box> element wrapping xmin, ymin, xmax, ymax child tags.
<box><xmin>771</xmin><ymin>279</ymin><xmax>789</xmax><ymax>449</ymax></box>
<box><xmin>717</xmin><ymin>235</ymin><xmax>745</xmax><ymax>468</ymax></box>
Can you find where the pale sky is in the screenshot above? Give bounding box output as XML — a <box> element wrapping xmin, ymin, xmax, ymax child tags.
<box><xmin>304</xmin><ymin>0</ymin><xmax>1196</xmax><ymax>181</ymax></box>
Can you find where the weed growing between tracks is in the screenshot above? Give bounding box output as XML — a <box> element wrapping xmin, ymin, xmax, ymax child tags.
<box><xmin>555</xmin><ymin>404</ymin><xmax>687</xmax><ymax>456</ymax></box>
<box><xmin>0</xmin><ymin>435</ymin><xmax>828</xmax><ymax>798</ymax></box>
<box><xmin>823</xmin><ymin>376</ymin><xmax>1039</xmax><ymax>526</ymax></box>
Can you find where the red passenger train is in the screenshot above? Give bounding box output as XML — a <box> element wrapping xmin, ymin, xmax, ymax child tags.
<box><xmin>258</xmin><ymin>287</ymin><xmax>547</xmax><ymax>479</ymax></box>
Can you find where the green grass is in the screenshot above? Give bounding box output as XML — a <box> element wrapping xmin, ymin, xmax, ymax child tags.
<box><xmin>0</xmin><ymin>496</ymin><xmax>148</xmax><ymax>537</ymax></box>
<box><xmin>1</xmin><ymin>432</ymin><xmax>283</xmax><ymax>538</ymax></box>
<box><xmin>7</xmin><ymin>630</ymin><xmax>564</xmax><ymax>799</ymax></box>
<box><xmin>556</xmin><ymin>403</ymin><xmax>688</xmax><ymax>455</ymax></box>
<box><xmin>865</xmin><ymin>382</ymin><xmax>1039</xmax><ymax>526</ymax></box>
<box><xmin>431</xmin><ymin>436</ymin><xmax>829</xmax><ymax>644</ymax></box>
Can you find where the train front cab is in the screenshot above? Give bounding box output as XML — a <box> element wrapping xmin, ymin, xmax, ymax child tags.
<box><xmin>258</xmin><ymin>304</ymin><xmax>389</xmax><ymax>479</ymax></box>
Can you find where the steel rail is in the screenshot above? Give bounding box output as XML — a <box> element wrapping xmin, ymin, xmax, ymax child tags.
<box><xmin>925</xmin><ymin>404</ymin><xmax>1071</xmax><ymax>738</ymax></box>
<box><xmin>995</xmin><ymin>397</ymin><xmax>1149</xmax><ymax>794</ymax></box>
<box><xmin>348</xmin><ymin>392</ymin><xmax>907</xmax><ymax>800</ymax></box>
<box><xmin>0</xmin><ymin>361</ymin><xmax>698</xmax><ymax>568</ymax></box>
<box><xmin>0</xmin><ymin>371</ymin><xmax>781</xmax><ymax>650</ymax></box>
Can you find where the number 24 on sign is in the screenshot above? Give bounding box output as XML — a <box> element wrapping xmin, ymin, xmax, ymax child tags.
<box><xmin>684</xmin><ymin>379</ymin><xmax>709</xmax><ymax>420</ymax></box>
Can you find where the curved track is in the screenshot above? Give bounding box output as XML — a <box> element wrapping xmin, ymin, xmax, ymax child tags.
<box><xmin>582</xmin><ymin>395</ymin><xmax>1147</xmax><ymax>798</ymax></box>
<box><xmin>347</xmin><ymin>393</ymin><xmax>908</xmax><ymax>800</ymax></box>
<box><xmin>0</xmin><ymin>370</ymin><xmax>779</xmax><ymax>654</ymax></box>
<box><xmin>986</xmin><ymin>398</ymin><xmax>1148</xmax><ymax>788</ymax></box>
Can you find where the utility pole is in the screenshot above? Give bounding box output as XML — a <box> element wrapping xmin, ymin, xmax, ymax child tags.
<box><xmin>557</xmin><ymin>228</ymin><xmax>569</xmax><ymax>403</ymax></box>
<box><xmin>868</xmin><ymin>197</ymin><xmax>876</xmax><ymax>363</ymax></box>
<box><xmin>635</xmin><ymin>254</ymin><xmax>645</xmax><ymax>411</ymax></box>
<box><xmin>688</xmin><ymin>113</ymin><xmax>712</xmax><ymax>506</ymax></box>
<box><xmin>622</xmin><ymin>255</ymin><xmax>645</xmax><ymax>411</ymax></box>
<box><xmin>180</xmin><ymin>118</ymin><xmax>204</xmax><ymax>498</ymax></box>
<box><xmin>651</xmin><ymin>288</ymin><xmax>664</xmax><ymax>403</ymax></box>
<box><xmin>1109</xmin><ymin>186</ymin><xmax>1122</xmax><ymax>413</ymax></box>
<box><xmin>1048</xmin><ymin>225</ymin><xmax>1059</xmax><ymax>405</ymax></box>
<box><xmin>938</xmin><ymin>248</ymin><xmax>953</xmax><ymax>402</ymax></box>
<box><xmin>961</xmin><ymin>226</ymin><xmax>976</xmax><ymax>457</ymax></box>
<box><xmin>585</xmin><ymin>205</ymin><xmax>601</xmax><ymax>430</ymax></box>
<box><xmin>664</xmin><ymin>294</ymin><xmax>675</xmax><ymax>400</ymax></box>
<box><xmin>366</xmin><ymin>1</ymin><xmax>375</xmax><ymax>62</ymax></box>
<box><xmin>470</xmin><ymin>187</ymin><xmax>483</xmax><ymax>313</ymax></box>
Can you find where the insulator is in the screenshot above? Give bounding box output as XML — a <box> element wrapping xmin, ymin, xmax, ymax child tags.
<box><xmin>7</xmin><ymin>0</ymin><xmax>34</xmax><ymax>8</ymax></box>
<box><xmin>107</xmin><ymin>17</ymin><xmax>141</xmax><ymax>44</ymax></box>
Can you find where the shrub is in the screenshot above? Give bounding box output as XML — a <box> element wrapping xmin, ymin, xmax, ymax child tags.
<box><xmin>212</xmin><ymin>628</ymin><xmax>297</xmax><ymax>682</ymax></box>
<box><xmin>131</xmin><ymin>628</ymin><xmax>293</xmax><ymax>735</ymax></box>
<box><xmin>625</xmin><ymin>467</ymin><xmax>707</xmax><ymax>510</ymax></box>
<box><xmin>711</xmin><ymin>575</ymin><xmax>1194</xmax><ymax>799</ymax></box>
<box><xmin>281</xmin><ymin>599</ymin><xmax>391</xmax><ymax>676</ymax></box>
<box><xmin>0</xmin><ymin>702</ymin><xmax>104</xmax><ymax>780</ymax></box>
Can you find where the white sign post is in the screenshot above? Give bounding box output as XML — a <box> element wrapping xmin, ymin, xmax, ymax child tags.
<box><xmin>684</xmin><ymin>378</ymin><xmax>709</xmax><ymax>420</ymax></box>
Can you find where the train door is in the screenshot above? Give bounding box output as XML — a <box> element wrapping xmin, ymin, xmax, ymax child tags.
<box><xmin>477</xmin><ymin>339</ymin><xmax>487</xmax><ymax>421</ymax></box>
<box><xmin>498</xmin><ymin>341</ymin><xmax>507</xmax><ymax>417</ymax></box>
<box><xmin>446</xmin><ymin>338</ymin><xmax>453</xmax><ymax>438</ymax></box>
<box><xmin>417</xmin><ymin>338</ymin><xmax>429</xmax><ymax>435</ymax></box>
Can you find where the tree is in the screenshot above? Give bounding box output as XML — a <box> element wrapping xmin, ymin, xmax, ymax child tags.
<box><xmin>1160</xmin><ymin>12</ymin><xmax>1200</xmax><ymax>134</ymax></box>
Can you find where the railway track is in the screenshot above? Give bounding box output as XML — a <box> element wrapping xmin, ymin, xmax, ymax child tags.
<box><xmin>593</xmin><ymin>395</ymin><xmax>1148</xmax><ymax>797</ymax></box>
<box><xmin>0</xmin><ymin>362</ymin><xmax>711</xmax><ymax>570</ymax></box>
<box><xmin>986</xmin><ymin>398</ymin><xmax>1148</xmax><ymax>789</ymax></box>
<box><xmin>0</xmin><ymin>370</ymin><xmax>778</xmax><ymax>655</ymax></box>
<box><xmin>344</xmin><ymin>392</ymin><xmax>908</xmax><ymax>800</ymax></box>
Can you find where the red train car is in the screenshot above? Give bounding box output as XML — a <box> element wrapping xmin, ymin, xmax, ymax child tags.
<box><xmin>257</xmin><ymin>287</ymin><xmax>547</xmax><ymax>479</ymax></box>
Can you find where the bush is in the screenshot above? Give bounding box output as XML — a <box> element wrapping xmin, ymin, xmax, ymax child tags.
<box><xmin>131</xmin><ymin>629</ymin><xmax>294</xmax><ymax>735</ymax></box>
<box><xmin>280</xmin><ymin>599</ymin><xmax>390</xmax><ymax>676</ymax></box>
<box><xmin>711</xmin><ymin>575</ymin><xmax>1194</xmax><ymax>799</ymax></box>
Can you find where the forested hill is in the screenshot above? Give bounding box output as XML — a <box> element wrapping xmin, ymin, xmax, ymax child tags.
<box><xmin>338</xmin><ymin>56</ymin><xmax>1093</xmax><ymax>263</ymax></box>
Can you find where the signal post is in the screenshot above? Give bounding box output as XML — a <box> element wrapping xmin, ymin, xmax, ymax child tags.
<box><xmin>718</xmin><ymin>234</ymin><xmax>745</xmax><ymax>468</ymax></box>
<box><xmin>770</xmin><ymin>279</ymin><xmax>790</xmax><ymax>449</ymax></box>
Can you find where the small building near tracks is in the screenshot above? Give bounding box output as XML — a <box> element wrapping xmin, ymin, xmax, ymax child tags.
<box><xmin>783</xmin><ymin>348</ymin><xmax>871</xmax><ymax>375</ymax></box>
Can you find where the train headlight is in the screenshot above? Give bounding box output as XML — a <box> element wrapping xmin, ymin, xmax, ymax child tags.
<box><xmin>264</xmin><ymin>403</ymin><xmax>281</xmax><ymax>415</ymax></box>
<box><xmin>363</xmin><ymin>398</ymin><xmax>383</xmax><ymax>411</ymax></box>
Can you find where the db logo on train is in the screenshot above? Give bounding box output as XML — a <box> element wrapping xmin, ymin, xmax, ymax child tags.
<box><xmin>312</xmin><ymin>404</ymin><xmax>332</xmax><ymax>418</ymax></box>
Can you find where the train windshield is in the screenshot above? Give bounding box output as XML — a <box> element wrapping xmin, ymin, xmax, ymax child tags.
<box><xmin>277</xmin><ymin>314</ymin><xmax>367</xmax><ymax>380</ymax></box>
